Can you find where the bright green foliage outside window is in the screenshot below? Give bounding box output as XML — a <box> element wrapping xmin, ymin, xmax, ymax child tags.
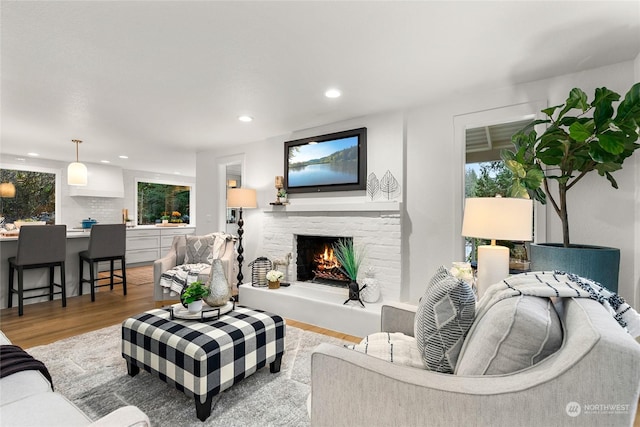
<box><xmin>137</xmin><ymin>182</ymin><xmax>190</xmax><ymax>225</ymax></box>
<box><xmin>0</xmin><ymin>169</ymin><xmax>56</xmax><ymax>224</ymax></box>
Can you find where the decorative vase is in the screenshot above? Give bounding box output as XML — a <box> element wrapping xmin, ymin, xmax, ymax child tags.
<box><xmin>187</xmin><ymin>299</ymin><xmax>203</xmax><ymax>313</ymax></box>
<box><xmin>205</xmin><ymin>259</ymin><xmax>231</xmax><ymax>306</ymax></box>
<box><xmin>360</xmin><ymin>279</ymin><xmax>380</xmax><ymax>303</ymax></box>
<box><xmin>360</xmin><ymin>268</ymin><xmax>380</xmax><ymax>303</ymax></box>
<box><xmin>530</xmin><ymin>243</ymin><xmax>620</xmax><ymax>292</ymax></box>
<box><xmin>268</xmin><ymin>280</ymin><xmax>280</xmax><ymax>289</ymax></box>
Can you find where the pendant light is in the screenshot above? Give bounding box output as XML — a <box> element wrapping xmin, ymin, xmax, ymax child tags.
<box><xmin>0</xmin><ymin>182</ymin><xmax>16</xmax><ymax>198</ymax></box>
<box><xmin>68</xmin><ymin>139</ymin><xmax>88</xmax><ymax>186</ymax></box>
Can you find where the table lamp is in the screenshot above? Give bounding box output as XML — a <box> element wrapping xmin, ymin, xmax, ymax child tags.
<box><xmin>462</xmin><ymin>196</ymin><xmax>532</xmax><ymax>297</ymax></box>
<box><xmin>227</xmin><ymin>188</ymin><xmax>257</xmax><ymax>289</ymax></box>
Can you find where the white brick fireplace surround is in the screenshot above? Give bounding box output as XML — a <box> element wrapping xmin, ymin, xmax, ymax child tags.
<box><xmin>240</xmin><ymin>201</ymin><xmax>402</xmax><ymax>337</ymax></box>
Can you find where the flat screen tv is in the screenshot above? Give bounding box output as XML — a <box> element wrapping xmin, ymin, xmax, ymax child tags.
<box><xmin>284</xmin><ymin>127</ymin><xmax>367</xmax><ymax>193</ymax></box>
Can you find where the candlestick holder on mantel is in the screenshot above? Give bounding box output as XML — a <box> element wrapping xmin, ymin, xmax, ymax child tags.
<box><xmin>272</xmin><ymin>175</ymin><xmax>288</xmax><ymax>205</ymax></box>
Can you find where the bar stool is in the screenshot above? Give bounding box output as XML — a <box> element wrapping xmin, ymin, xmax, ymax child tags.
<box><xmin>79</xmin><ymin>224</ymin><xmax>127</xmax><ymax>302</ymax></box>
<box><xmin>8</xmin><ymin>224</ymin><xmax>67</xmax><ymax>316</ymax></box>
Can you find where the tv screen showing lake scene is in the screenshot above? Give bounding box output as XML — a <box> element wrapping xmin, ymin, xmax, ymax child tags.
<box><xmin>284</xmin><ymin>127</ymin><xmax>367</xmax><ymax>193</ymax></box>
<box><xmin>288</xmin><ymin>136</ymin><xmax>358</xmax><ymax>187</ymax></box>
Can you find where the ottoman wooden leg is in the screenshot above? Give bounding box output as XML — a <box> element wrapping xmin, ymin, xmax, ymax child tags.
<box><xmin>195</xmin><ymin>394</ymin><xmax>215</xmax><ymax>422</ymax></box>
<box><xmin>270</xmin><ymin>354</ymin><xmax>283</xmax><ymax>373</ymax></box>
<box><xmin>127</xmin><ymin>361</ymin><xmax>140</xmax><ymax>377</ymax></box>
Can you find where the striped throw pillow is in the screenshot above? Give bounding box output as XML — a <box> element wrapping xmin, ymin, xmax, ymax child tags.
<box><xmin>414</xmin><ymin>266</ymin><xmax>476</xmax><ymax>373</ymax></box>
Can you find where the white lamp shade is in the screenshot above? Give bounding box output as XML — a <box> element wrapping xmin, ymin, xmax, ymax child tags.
<box><xmin>0</xmin><ymin>182</ymin><xmax>16</xmax><ymax>198</ymax></box>
<box><xmin>67</xmin><ymin>162</ymin><xmax>88</xmax><ymax>186</ymax></box>
<box><xmin>227</xmin><ymin>188</ymin><xmax>257</xmax><ymax>208</ymax></box>
<box><xmin>462</xmin><ymin>197</ymin><xmax>533</xmax><ymax>241</ymax></box>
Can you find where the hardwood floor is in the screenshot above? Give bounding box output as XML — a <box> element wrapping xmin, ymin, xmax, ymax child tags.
<box><xmin>0</xmin><ymin>265</ymin><xmax>361</xmax><ymax>348</ymax></box>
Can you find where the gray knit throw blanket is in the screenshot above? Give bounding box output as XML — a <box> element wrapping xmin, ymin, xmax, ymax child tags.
<box><xmin>477</xmin><ymin>271</ymin><xmax>640</xmax><ymax>338</ymax></box>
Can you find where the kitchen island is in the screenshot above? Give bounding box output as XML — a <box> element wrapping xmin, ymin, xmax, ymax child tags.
<box><xmin>1</xmin><ymin>230</ymin><xmax>90</xmax><ymax>309</ymax></box>
<box><xmin>1</xmin><ymin>225</ymin><xmax>196</xmax><ymax>310</ymax></box>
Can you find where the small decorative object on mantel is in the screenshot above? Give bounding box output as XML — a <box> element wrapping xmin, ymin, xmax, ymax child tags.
<box><xmin>360</xmin><ymin>266</ymin><xmax>380</xmax><ymax>303</ymax></box>
<box><xmin>249</xmin><ymin>257</ymin><xmax>272</xmax><ymax>287</ymax></box>
<box><xmin>270</xmin><ymin>176</ymin><xmax>289</xmax><ymax>205</ymax></box>
<box><xmin>266</xmin><ymin>269</ymin><xmax>284</xmax><ymax>289</ymax></box>
<box><xmin>366</xmin><ymin>172</ymin><xmax>380</xmax><ymax>201</ymax></box>
<box><xmin>380</xmin><ymin>170</ymin><xmax>400</xmax><ymax>200</ymax></box>
<box><xmin>333</xmin><ymin>238</ymin><xmax>367</xmax><ymax>307</ymax></box>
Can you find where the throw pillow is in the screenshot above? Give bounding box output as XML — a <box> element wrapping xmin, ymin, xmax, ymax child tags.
<box><xmin>184</xmin><ymin>234</ymin><xmax>215</xmax><ymax>265</ymax></box>
<box><xmin>455</xmin><ymin>296</ymin><xmax>562</xmax><ymax>375</ymax></box>
<box><xmin>345</xmin><ymin>332</ymin><xmax>424</xmax><ymax>369</ymax></box>
<box><xmin>414</xmin><ymin>266</ymin><xmax>476</xmax><ymax>373</ymax></box>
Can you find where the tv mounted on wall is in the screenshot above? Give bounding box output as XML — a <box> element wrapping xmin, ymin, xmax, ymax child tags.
<box><xmin>284</xmin><ymin>127</ymin><xmax>367</xmax><ymax>193</ymax></box>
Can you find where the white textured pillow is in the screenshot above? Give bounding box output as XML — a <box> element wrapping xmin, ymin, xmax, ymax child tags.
<box><xmin>184</xmin><ymin>235</ymin><xmax>215</xmax><ymax>264</ymax></box>
<box><xmin>414</xmin><ymin>266</ymin><xmax>476</xmax><ymax>373</ymax></box>
<box><xmin>455</xmin><ymin>296</ymin><xmax>562</xmax><ymax>375</ymax></box>
<box><xmin>346</xmin><ymin>332</ymin><xmax>424</xmax><ymax>369</ymax></box>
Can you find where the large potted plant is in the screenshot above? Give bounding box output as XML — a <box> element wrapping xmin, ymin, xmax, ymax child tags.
<box><xmin>502</xmin><ymin>83</ymin><xmax>640</xmax><ymax>291</ymax></box>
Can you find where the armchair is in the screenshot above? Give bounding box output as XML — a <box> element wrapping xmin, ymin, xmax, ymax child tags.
<box><xmin>310</xmin><ymin>298</ymin><xmax>640</xmax><ymax>427</ymax></box>
<box><xmin>153</xmin><ymin>233</ymin><xmax>237</xmax><ymax>302</ymax></box>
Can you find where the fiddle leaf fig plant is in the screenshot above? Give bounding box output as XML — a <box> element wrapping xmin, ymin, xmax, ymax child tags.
<box><xmin>501</xmin><ymin>83</ymin><xmax>640</xmax><ymax>248</ymax></box>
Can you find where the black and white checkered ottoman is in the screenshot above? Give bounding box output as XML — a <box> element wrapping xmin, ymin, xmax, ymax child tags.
<box><xmin>121</xmin><ymin>306</ymin><xmax>286</xmax><ymax>421</ymax></box>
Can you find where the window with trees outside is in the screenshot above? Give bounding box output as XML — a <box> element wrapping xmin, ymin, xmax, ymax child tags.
<box><xmin>0</xmin><ymin>168</ymin><xmax>56</xmax><ymax>225</ymax></box>
<box><xmin>137</xmin><ymin>181</ymin><xmax>191</xmax><ymax>225</ymax></box>
<box><xmin>465</xmin><ymin>119</ymin><xmax>532</xmax><ymax>270</ymax></box>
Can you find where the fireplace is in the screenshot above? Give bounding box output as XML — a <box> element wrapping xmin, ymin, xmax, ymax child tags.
<box><xmin>296</xmin><ymin>235</ymin><xmax>351</xmax><ymax>285</ymax></box>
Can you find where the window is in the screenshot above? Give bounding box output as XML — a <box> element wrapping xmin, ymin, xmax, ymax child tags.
<box><xmin>0</xmin><ymin>168</ymin><xmax>57</xmax><ymax>224</ymax></box>
<box><xmin>136</xmin><ymin>181</ymin><xmax>192</xmax><ymax>225</ymax></box>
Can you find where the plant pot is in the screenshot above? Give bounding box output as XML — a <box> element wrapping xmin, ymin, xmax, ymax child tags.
<box><xmin>187</xmin><ymin>300</ymin><xmax>203</xmax><ymax>313</ymax></box>
<box><xmin>268</xmin><ymin>280</ymin><xmax>280</xmax><ymax>289</ymax></box>
<box><xmin>530</xmin><ymin>243</ymin><xmax>620</xmax><ymax>292</ymax></box>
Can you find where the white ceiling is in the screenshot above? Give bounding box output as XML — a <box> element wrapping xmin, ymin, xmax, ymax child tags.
<box><xmin>2</xmin><ymin>1</ymin><xmax>639</xmax><ymax>176</ymax></box>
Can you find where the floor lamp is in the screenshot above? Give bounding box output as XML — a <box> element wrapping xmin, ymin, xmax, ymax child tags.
<box><xmin>227</xmin><ymin>188</ymin><xmax>257</xmax><ymax>290</ymax></box>
<box><xmin>462</xmin><ymin>196</ymin><xmax>532</xmax><ymax>298</ymax></box>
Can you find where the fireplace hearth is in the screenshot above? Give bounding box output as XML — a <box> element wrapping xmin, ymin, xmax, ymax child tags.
<box><xmin>296</xmin><ymin>235</ymin><xmax>352</xmax><ymax>285</ymax></box>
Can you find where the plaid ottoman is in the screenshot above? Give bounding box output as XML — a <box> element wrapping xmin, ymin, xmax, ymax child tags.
<box><xmin>121</xmin><ymin>305</ymin><xmax>285</xmax><ymax>421</ymax></box>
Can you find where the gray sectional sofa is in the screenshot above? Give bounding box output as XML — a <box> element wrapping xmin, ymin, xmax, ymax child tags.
<box><xmin>310</xmin><ymin>298</ymin><xmax>640</xmax><ymax>427</ymax></box>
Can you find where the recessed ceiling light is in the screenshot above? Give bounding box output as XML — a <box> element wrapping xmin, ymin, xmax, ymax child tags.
<box><xmin>174</xmin><ymin>171</ymin><xmax>181</xmax><ymax>175</ymax></box>
<box><xmin>100</xmin><ymin>160</ymin><xmax>110</xmax><ymax>164</ymax></box>
<box><xmin>27</xmin><ymin>152</ymin><xmax>39</xmax><ymax>157</ymax></box>
<box><xmin>15</xmin><ymin>157</ymin><xmax>26</xmax><ymax>162</ymax></box>
<box><xmin>119</xmin><ymin>155</ymin><xmax>128</xmax><ymax>159</ymax></box>
<box><xmin>325</xmin><ymin>89</ymin><xmax>341</xmax><ymax>98</ymax></box>
<box><xmin>238</xmin><ymin>115</ymin><xmax>253</xmax><ymax>122</ymax></box>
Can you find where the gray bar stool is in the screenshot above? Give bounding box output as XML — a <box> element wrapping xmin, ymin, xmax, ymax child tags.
<box><xmin>79</xmin><ymin>224</ymin><xmax>127</xmax><ymax>301</ymax></box>
<box><xmin>8</xmin><ymin>224</ymin><xmax>67</xmax><ymax>316</ymax></box>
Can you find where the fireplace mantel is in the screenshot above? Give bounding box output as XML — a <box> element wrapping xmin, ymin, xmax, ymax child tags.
<box><xmin>264</xmin><ymin>200</ymin><xmax>400</xmax><ymax>213</ymax></box>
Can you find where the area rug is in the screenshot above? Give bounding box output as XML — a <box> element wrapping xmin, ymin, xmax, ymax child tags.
<box><xmin>27</xmin><ymin>323</ymin><xmax>350</xmax><ymax>426</ymax></box>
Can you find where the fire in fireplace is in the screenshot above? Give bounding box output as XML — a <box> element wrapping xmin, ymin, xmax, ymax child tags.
<box><xmin>296</xmin><ymin>235</ymin><xmax>352</xmax><ymax>285</ymax></box>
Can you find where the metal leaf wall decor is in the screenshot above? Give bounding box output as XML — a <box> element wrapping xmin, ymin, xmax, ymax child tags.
<box><xmin>367</xmin><ymin>172</ymin><xmax>380</xmax><ymax>200</ymax></box>
<box><xmin>380</xmin><ymin>170</ymin><xmax>400</xmax><ymax>200</ymax></box>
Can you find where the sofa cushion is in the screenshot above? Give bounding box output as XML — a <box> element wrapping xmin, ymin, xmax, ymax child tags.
<box><xmin>414</xmin><ymin>266</ymin><xmax>476</xmax><ymax>373</ymax></box>
<box><xmin>455</xmin><ymin>295</ymin><xmax>562</xmax><ymax>375</ymax></box>
<box><xmin>184</xmin><ymin>235</ymin><xmax>215</xmax><ymax>264</ymax></box>
<box><xmin>346</xmin><ymin>332</ymin><xmax>424</xmax><ymax>369</ymax></box>
<box><xmin>1</xmin><ymin>391</ymin><xmax>92</xmax><ymax>427</ymax></box>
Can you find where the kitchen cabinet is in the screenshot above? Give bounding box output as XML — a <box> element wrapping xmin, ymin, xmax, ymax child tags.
<box><xmin>126</xmin><ymin>227</ymin><xmax>195</xmax><ymax>265</ymax></box>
